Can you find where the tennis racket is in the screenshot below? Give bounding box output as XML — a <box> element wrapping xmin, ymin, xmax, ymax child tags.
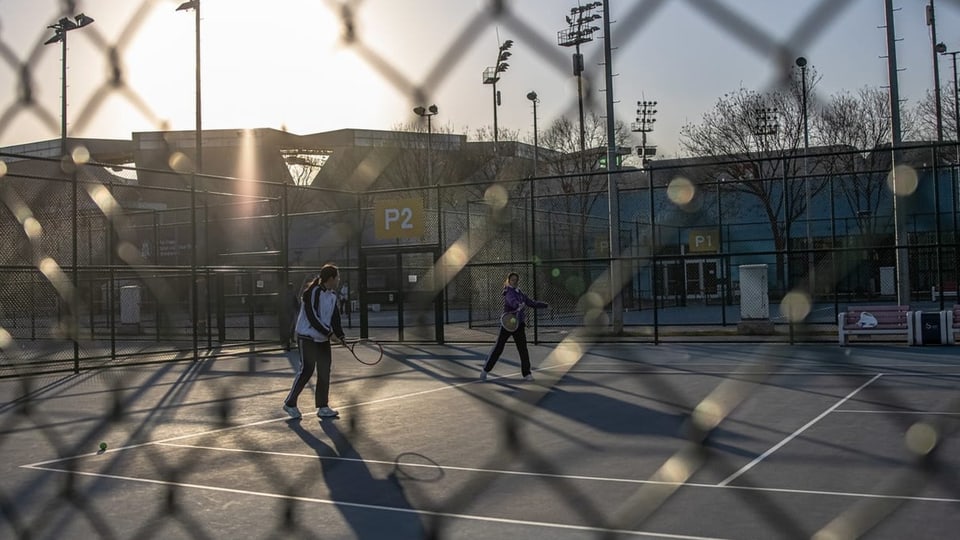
<box><xmin>341</xmin><ymin>338</ymin><xmax>383</xmax><ymax>365</ymax></box>
<box><xmin>500</xmin><ymin>311</ymin><xmax>520</xmax><ymax>332</ymax></box>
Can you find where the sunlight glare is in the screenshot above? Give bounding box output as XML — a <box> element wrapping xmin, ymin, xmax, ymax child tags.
<box><xmin>23</xmin><ymin>217</ymin><xmax>43</xmax><ymax>240</ymax></box>
<box><xmin>905</xmin><ymin>422</ymin><xmax>938</xmax><ymax>455</ymax></box>
<box><xmin>779</xmin><ymin>290</ymin><xmax>812</xmax><ymax>322</ymax></box>
<box><xmin>886</xmin><ymin>165</ymin><xmax>918</xmax><ymax>196</ymax></box>
<box><xmin>71</xmin><ymin>145</ymin><xmax>90</xmax><ymax>165</ymax></box>
<box><xmin>484</xmin><ymin>184</ymin><xmax>508</xmax><ymax>209</ymax></box>
<box><xmin>168</xmin><ymin>151</ymin><xmax>194</xmax><ymax>174</ymax></box>
<box><xmin>667</xmin><ymin>177</ymin><xmax>696</xmax><ymax>206</ymax></box>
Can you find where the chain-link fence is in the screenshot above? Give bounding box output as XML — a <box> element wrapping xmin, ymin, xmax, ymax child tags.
<box><xmin>3</xmin><ymin>0</ymin><xmax>960</xmax><ymax>538</ymax></box>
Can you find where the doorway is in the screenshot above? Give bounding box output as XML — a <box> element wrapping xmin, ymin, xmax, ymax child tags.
<box><xmin>359</xmin><ymin>248</ymin><xmax>443</xmax><ymax>342</ymax></box>
<box><xmin>660</xmin><ymin>258</ymin><xmax>721</xmax><ymax>301</ymax></box>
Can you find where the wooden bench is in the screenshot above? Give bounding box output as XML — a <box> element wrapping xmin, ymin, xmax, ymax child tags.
<box><xmin>930</xmin><ymin>280</ymin><xmax>958</xmax><ymax>301</ymax></box>
<box><xmin>838</xmin><ymin>305</ymin><xmax>913</xmax><ymax>346</ymax></box>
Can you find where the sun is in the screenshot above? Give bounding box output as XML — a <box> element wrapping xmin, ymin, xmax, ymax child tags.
<box><xmin>121</xmin><ymin>0</ymin><xmax>400</xmax><ymax>136</ymax></box>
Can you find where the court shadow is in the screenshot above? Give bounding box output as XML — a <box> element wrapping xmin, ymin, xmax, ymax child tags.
<box><xmin>287</xmin><ymin>420</ymin><xmax>424</xmax><ymax>539</ymax></box>
<box><xmin>536</xmin><ymin>388</ymin><xmax>755</xmax><ymax>458</ymax></box>
<box><xmin>539</xmin><ymin>387</ymin><xmax>684</xmax><ymax>436</ymax></box>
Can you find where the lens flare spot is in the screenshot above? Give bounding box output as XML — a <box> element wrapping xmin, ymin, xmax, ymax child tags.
<box><xmin>0</xmin><ymin>160</ymin><xmax>7</xmax><ymax>177</ymax></box>
<box><xmin>484</xmin><ymin>184</ymin><xmax>509</xmax><ymax>210</ymax></box>
<box><xmin>779</xmin><ymin>290</ymin><xmax>812</xmax><ymax>322</ymax></box>
<box><xmin>168</xmin><ymin>151</ymin><xmax>195</xmax><ymax>174</ymax></box>
<box><xmin>564</xmin><ymin>275</ymin><xmax>585</xmax><ymax>296</ymax></box>
<box><xmin>89</xmin><ymin>185</ymin><xmax>118</xmax><ymax>214</ymax></box>
<box><xmin>117</xmin><ymin>241</ymin><xmax>141</xmax><ymax>263</ymax></box>
<box><xmin>554</xmin><ymin>340</ymin><xmax>584</xmax><ymax>364</ymax></box>
<box><xmin>656</xmin><ymin>456</ymin><xmax>693</xmax><ymax>483</ymax></box>
<box><xmin>693</xmin><ymin>399</ymin><xmax>724</xmax><ymax>431</ymax></box>
<box><xmin>579</xmin><ymin>291</ymin><xmax>604</xmax><ymax>310</ymax></box>
<box><xmin>38</xmin><ymin>257</ymin><xmax>65</xmax><ymax>280</ymax></box>
<box><xmin>23</xmin><ymin>217</ymin><xmax>43</xmax><ymax>240</ymax></box>
<box><xmin>667</xmin><ymin>177</ymin><xmax>696</xmax><ymax>206</ymax></box>
<box><xmin>905</xmin><ymin>422</ymin><xmax>938</xmax><ymax>455</ymax></box>
<box><xmin>71</xmin><ymin>145</ymin><xmax>91</xmax><ymax>165</ymax></box>
<box><xmin>0</xmin><ymin>328</ymin><xmax>11</xmax><ymax>348</ymax></box>
<box><xmin>443</xmin><ymin>242</ymin><xmax>469</xmax><ymax>268</ymax></box>
<box><xmin>551</xmin><ymin>268</ymin><xmax>561</xmax><ymax>278</ymax></box>
<box><xmin>886</xmin><ymin>165</ymin><xmax>918</xmax><ymax>196</ymax></box>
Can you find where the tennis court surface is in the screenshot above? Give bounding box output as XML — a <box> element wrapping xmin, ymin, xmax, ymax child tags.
<box><xmin>2</xmin><ymin>342</ymin><xmax>959</xmax><ymax>539</ymax></box>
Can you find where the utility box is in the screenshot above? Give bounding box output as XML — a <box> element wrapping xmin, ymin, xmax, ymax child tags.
<box><xmin>739</xmin><ymin>264</ymin><xmax>769</xmax><ymax>320</ymax></box>
<box><xmin>738</xmin><ymin>264</ymin><xmax>774</xmax><ymax>334</ymax></box>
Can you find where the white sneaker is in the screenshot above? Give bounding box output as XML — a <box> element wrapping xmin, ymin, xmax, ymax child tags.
<box><xmin>480</xmin><ymin>369</ymin><xmax>488</xmax><ymax>381</ymax></box>
<box><xmin>523</xmin><ymin>374</ymin><xmax>534</xmax><ymax>382</ymax></box>
<box><xmin>317</xmin><ymin>406</ymin><xmax>339</xmax><ymax>418</ymax></box>
<box><xmin>282</xmin><ymin>404</ymin><xmax>302</xmax><ymax>419</ymax></box>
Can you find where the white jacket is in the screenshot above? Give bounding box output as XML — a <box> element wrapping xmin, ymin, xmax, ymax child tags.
<box><xmin>295</xmin><ymin>285</ymin><xmax>341</xmax><ymax>342</ymax></box>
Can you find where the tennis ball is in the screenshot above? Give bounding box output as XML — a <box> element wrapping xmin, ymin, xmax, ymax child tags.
<box><xmin>99</xmin><ymin>442</ymin><xmax>107</xmax><ymax>451</ymax></box>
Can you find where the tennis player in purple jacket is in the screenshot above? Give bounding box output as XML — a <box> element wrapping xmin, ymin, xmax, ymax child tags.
<box><xmin>481</xmin><ymin>272</ymin><xmax>548</xmax><ymax>382</ymax></box>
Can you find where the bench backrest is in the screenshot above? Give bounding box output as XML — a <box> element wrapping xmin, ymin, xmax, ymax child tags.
<box><xmin>842</xmin><ymin>306</ymin><xmax>910</xmax><ymax>328</ymax></box>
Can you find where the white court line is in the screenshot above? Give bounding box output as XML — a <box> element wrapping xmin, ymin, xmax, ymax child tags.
<box><xmin>22</xmin><ymin>360</ymin><xmax>579</xmax><ymax>468</ymax></box>
<box><xmin>151</xmin><ymin>441</ymin><xmax>960</xmax><ymax>504</ymax></box>
<box><xmin>718</xmin><ymin>373</ymin><xmax>883</xmax><ymax>487</ymax></box>
<box><xmin>833</xmin><ymin>410</ymin><xmax>960</xmax><ymax>415</ymax></box>
<box><xmin>18</xmin><ymin>465</ymin><xmax>729</xmax><ymax>540</ymax></box>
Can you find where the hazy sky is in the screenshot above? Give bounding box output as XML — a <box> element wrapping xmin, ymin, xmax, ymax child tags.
<box><xmin>1</xmin><ymin>0</ymin><xmax>958</xmax><ymax>157</ymax></box>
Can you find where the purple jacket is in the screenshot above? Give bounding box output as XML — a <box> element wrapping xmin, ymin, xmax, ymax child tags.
<box><xmin>503</xmin><ymin>286</ymin><xmax>547</xmax><ymax>324</ymax></box>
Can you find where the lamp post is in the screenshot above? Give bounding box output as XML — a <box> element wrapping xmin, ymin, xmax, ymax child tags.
<box><xmin>557</xmin><ymin>1</ymin><xmax>602</xmax><ymax>158</ymax></box>
<box><xmin>177</xmin><ymin>0</ymin><xmax>202</xmax><ymax>174</ymax></box>
<box><xmin>526</xmin><ymin>92</ymin><xmax>539</xmax><ymax>176</ymax></box>
<box><xmin>632</xmin><ymin>100</ymin><xmax>657</xmax><ymax>168</ymax></box>
<box><xmin>526</xmin><ymin>91</ymin><xmax>540</xmax><ymax>340</ymax></box>
<box><xmin>928</xmin><ymin>1</ymin><xmax>944</xmax><ymax>142</ymax></box>
<box><xmin>796</xmin><ymin>56</ymin><xmax>813</xmax><ymax>287</ymax></box>
<box><xmin>176</xmin><ymin>0</ymin><xmax>202</xmax><ymax>359</ymax></box>
<box><xmin>413</xmin><ymin>104</ymin><xmax>439</xmax><ymax>184</ymax></box>
<box><xmin>45</xmin><ymin>12</ymin><xmax>94</xmax><ymax>369</ymax></box>
<box><xmin>940</xmin><ymin>47</ymin><xmax>960</xmax><ymax>141</ymax></box>
<box><xmin>482</xmin><ymin>40</ymin><xmax>513</xmax><ymax>150</ymax></box>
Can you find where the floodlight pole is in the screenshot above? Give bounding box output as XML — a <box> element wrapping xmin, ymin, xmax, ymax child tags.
<box><xmin>558</xmin><ymin>2</ymin><xmax>602</xmax><ymax>158</ymax></box>
<box><xmin>599</xmin><ymin>0</ymin><xmax>623</xmax><ymax>334</ymax></box>
<box><xmin>632</xmin><ymin>100</ymin><xmax>657</xmax><ymax>168</ymax></box>
<box><xmin>45</xmin><ymin>13</ymin><xmax>94</xmax><ymax>371</ymax></box>
<box><xmin>483</xmin><ymin>40</ymin><xmax>513</xmax><ymax>151</ymax></box>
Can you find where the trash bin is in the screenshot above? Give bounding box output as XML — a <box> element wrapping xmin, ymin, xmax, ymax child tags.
<box><xmin>914</xmin><ymin>311</ymin><xmax>946</xmax><ymax>345</ymax></box>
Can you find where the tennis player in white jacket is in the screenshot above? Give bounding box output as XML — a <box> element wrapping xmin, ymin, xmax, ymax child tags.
<box><xmin>283</xmin><ymin>264</ymin><xmax>346</xmax><ymax>419</ymax></box>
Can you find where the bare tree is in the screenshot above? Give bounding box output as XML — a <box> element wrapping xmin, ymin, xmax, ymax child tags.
<box><xmin>814</xmin><ymin>86</ymin><xmax>904</xmax><ymax>239</ymax></box>
<box><xmin>679</xmin><ymin>68</ymin><xmax>828</xmax><ymax>291</ymax></box>
<box><xmin>536</xmin><ymin>111</ymin><xmax>632</xmax><ymax>260</ymax></box>
<box><xmin>913</xmin><ymin>88</ymin><xmax>958</xmax><ymax>155</ymax></box>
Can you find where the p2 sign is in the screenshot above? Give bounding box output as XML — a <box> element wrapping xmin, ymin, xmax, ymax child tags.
<box><xmin>374</xmin><ymin>198</ymin><xmax>425</xmax><ymax>239</ymax></box>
